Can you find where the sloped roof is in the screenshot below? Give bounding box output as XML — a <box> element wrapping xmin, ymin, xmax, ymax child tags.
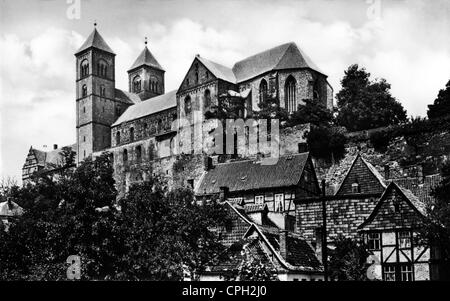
<box><xmin>114</xmin><ymin>89</ymin><xmax>141</xmax><ymax>105</ymax></box>
<box><xmin>335</xmin><ymin>153</ymin><xmax>386</xmax><ymax>196</ymax></box>
<box><xmin>75</xmin><ymin>28</ymin><xmax>115</xmax><ymax>55</ymax></box>
<box><xmin>392</xmin><ymin>174</ymin><xmax>442</xmax><ymax>204</ymax></box>
<box><xmin>196</xmin><ymin>56</ymin><xmax>236</xmax><ymax>83</ymax></box>
<box><xmin>0</xmin><ymin>201</ymin><xmax>23</xmax><ymax>217</ymax></box>
<box><xmin>28</xmin><ymin>144</ymin><xmax>76</xmax><ymax>170</ymax></box>
<box><xmin>232</xmin><ymin>42</ymin><xmax>324</xmax><ymax>83</ymax></box>
<box><xmin>112</xmin><ymin>90</ymin><xmax>177</xmax><ymax>127</ymax></box>
<box><xmin>129</xmin><ymin>46</ymin><xmax>164</xmax><ymax>72</ymax></box>
<box><xmin>196</xmin><ymin>153</ymin><xmax>311</xmax><ymax>195</ymax></box>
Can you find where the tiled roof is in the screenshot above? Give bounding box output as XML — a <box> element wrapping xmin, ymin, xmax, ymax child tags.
<box><xmin>197</xmin><ymin>56</ymin><xmax>236</xmax><ymax>83</ymax></box>
<box><xmin>0</xmin><ymin>201</ymin><xmax>23</xmax><ymax>217</ymax></box>
<box><xmin>112</xmin><ymin>90</ymin><xmax>177</xmax><ymax>126</ymax></box>
<box><xmin>396</xmin><ymin>184</ymin><xmax>427</xmax><ymax>216</ymax></box>
<box><xmin>29</xmin><ymin>144</ymin><xmax>76</xmax><ymax>170</ymax></box>
<box><xmin>114</xmin><ymin>89</ymin><xmax>141</xmax><ymax>105</ymax></box>
<box><xmin>75</xmin><ymin>28</ymin><xmax>114</xmax><ymax>55</ymax></box>
<box><xmin>232</xmin><ymin>42</ymin><xmax>324</xmax><ymax>83</ymax></box>
<box><xmin>196</xmin><ymin>153</ymin><xmax>310</xmax><ymax>195</ymax></box>
<box><xmin>129</xmin><ymin>46</ymin><xmax>164</xmax><ymax>72</ymax></box>
<box><xmin>391</xmin><ymin>174</ymin><xmax>442</xmax><ymax>204</ymax></box>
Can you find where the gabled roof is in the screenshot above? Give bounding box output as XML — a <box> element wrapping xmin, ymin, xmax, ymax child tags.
<box><xmin>0</xmin><ymin>200</ymin><xmax>23</xmax><ymax>217</ymax></box>
<box><xmin>358</xmin><ymin>182</ymin><xmax>427</xmax><ymax>231</ymax></box>
<box><xmin>112</xmin><ymin>90</ymin><xmax>177</xmax><ymax>127</ymax></box>
<box><xmin>26</xmin><ymin>144</ymin><xmax>76</xmax><ymax>170</ymax></box>
<box><xmin>128</xmin><ymin>46</ymin><xmax>164</xmax><ymax>72</ymax></box>
<box><xmin>335</xmin><ymin>153</ymin><xmax>386</xmax><ymax>196</ymax></box>
<box><xmin>232</xmin><ymin>42</ymin><xmax>324</xmax><ymax>83</ymax></box>
<box><xmin>196</xmin><ymin>56</ymin><xmax>236</xmax><ymax>83</ymax></box>
<box><xmin>195</xmin><ymin>153</ymin><xmax>311</xmax><ymax>195</ymax></box>
<box><xmin>75</xmin><ymin>28</ymin><xmax>115</xmax><ymax>55</ymax></box>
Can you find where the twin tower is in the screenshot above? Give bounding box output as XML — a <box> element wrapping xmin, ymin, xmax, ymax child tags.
<box><xmin>74</xmin><ymin>27</ymin><xmax>165</xmax><ymax>164</ymax></box>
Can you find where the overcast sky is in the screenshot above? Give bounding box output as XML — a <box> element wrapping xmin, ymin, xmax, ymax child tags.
<box><xmin>1</xmin><ymin>0</ymin><xmax>449</xmax><ymax>182</ymax></box>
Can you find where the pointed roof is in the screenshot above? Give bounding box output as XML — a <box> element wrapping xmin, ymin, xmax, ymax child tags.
<box><xmin>128</xmin><ymin>46</ymin><xmax>164</xmax><ymax>72</ymax></box>
<box><xmin>196</xmin><ymin>55</ymin><xmax>236</xmax><ymax>83</ymax></box>
<box><xmin>75</xmin><ymin>28</ymin><xmax>115</xmax><ymax>55</ymax></box>
<box><xmin>232</xmin><ymin>42</ymin><xmax>324</xmax><ymax>83</ymax></box>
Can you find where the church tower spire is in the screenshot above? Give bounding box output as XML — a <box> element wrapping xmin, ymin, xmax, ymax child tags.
<box><xmin>128</xmin><ymin>37</ymin><xmax>165</xmax><ymax>100</ymax></box>
<box><xmin>74</xmin><ymin>25</ymin><xmax>117</xmax><ymax>165</ymax></box>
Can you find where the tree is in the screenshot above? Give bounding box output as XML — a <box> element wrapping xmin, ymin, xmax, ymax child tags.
<box><xmin>328</xmin><ymin>236</ymin><xmax>370</xmax><ymax>281</ymax></box>
<box><xmin>336</xmin><ymin>64</ymin><xmax>407</xmax><ymax>132</ymax></box>
<box><xmin>238</xmin><ymin>258</ymin><xmax>278</xmax><ymax>281</ymax></box>
<box><xmin>287</xmin><ymin>98</ymin><xmax>333</xmax><ymax>128</ymax></box>
<box><xmin>419</xmin><ymin>162</ymin><xmax>450</xmax><ymax>279</ymax></box>
<box><xmin>427</xmin><ymin>80</ymin><xmax>450</xmax><ymax>120</ymax></box>
<box><xmin>253</xmin><ymin>94</ymin><xmax>289</xmax><ymax>124</ymax></box>
<box><xmin>305</xmin><ymin>125</ymin><xmax>347</xmax><ymax>163</ymax></box>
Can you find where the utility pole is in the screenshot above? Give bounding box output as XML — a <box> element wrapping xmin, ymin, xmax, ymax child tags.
<box><xmin>321</xmin><ymin>179</ymin><xmax>328</xmax><ymax>281</ymax></box>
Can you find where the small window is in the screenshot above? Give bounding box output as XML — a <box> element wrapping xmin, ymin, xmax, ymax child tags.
<box><xmin>100</xmin><ymin>85</ymin><xmax>106</xmax><ymax>97</ymax></box>
<box><xmin>82</xmin><ymin>85</ymin><xmax>87</xmax><ymax>97</ymax></box>
<box><xmin>83</xmin><ymin>136</ymin><xmax>86</xmax><ymax>142</ymax></box>
<box><xmin>83</xmin><ymin>106</ymin><xmax>86</xmax><ymax>113</ymax></box>
<box><xmin>184</xmin><ymin>96</ymin><xmax>192</xmax><ymax>115</ymax></box>
<box><xmin>400</xmin><ymin>264</ymin><xmax>413</xmax><ymax>281</ymax></box>
<box><xmin>204</xmin><ymin>89</ymin><xmax>211</xmax><ymax>108</ymax></box>
<box><xmin>259</xmin><ymin>79</ymin><xmax>268</xmax><ymax>104</ymax></box>
<box><xmin>123</xmin><ymin>149</ymin><xmax>128</xmax><ymax>163</ymax></box>
<box><xmin>368</xmin><ymin>233</ymin><xmax>381</xmax><ymax>251</ymax></box>
<box><xmin>80</xmin><ymin>59</ymin><xmax>89</xmax><ymax>77</ymax></box>
<box><xmin>136</xmin><ymin>145</ymin><xmax>142</xmax><ymax>162</ymax></box>
<box><xmin>255</xmin><ymin>195</ymin><xmax>264</xmax><ymax>205</ymax></box>
<box><xmin>351</xmin><ymin>181</ymin><xmax>360</xmax><ymax>193</ymax></box>
<box><xmin>383</xmin><ymin>265</ymin><xmax>396</xmax><ymax>282</ymax></box>
<box><xmin>116</xmin><ymin>132</ymin><xmax>121</xmax><ymax>145</ymax></box>
<box><xmin>133</xmin><ymin>75</ymin><xmax>142</xmax><ymax>93</ymax></box>
<box><xmin>399</xmin><ymin>231</ymin><xmax>411</xmax><ymax>249</ymax></box>
<box><xmin>83</xmin><ymin>150</ymin><xmax>86</xmax><ymax>158</ymax></box>
<box><xmin>130</xmin><ymin>127</ymin><xmax>134</xmax><ymax>142</ymax></box>
<box><xmin>274</xmin><ymin>193</ymin><xmax>284</xmax><ymax>212</ymax></box>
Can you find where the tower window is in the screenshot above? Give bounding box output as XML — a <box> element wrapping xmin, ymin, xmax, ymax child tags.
<box><xmin>123</xmin><ymin>149</ymin><xmax>128</xmax><ymax>163</ymax></box>
<box><xmin>82</xmin><ymin>85</ymin><xmax>87</xmax><ymax>97</ymax></box>
<box><xmin>83</xmin><ymin>106</ymin><xmax>86</xmax><ymax>113</ymax></box>
<box><xmin>259</xmin><ymin>79</ymin><xmax>268</xmax><ymax>104</ymax></box>
<box><xmin>97</xmin><ymin>60</ymin><xmax>108</xmax><ymax>77</ymax></box>
<box><xmin>313</xmin><ymin>80</ymin><xmax>320</xmax><ymax>100</ymax></box>
<box><xmin>116</xmin><ymin>131</ymin><xmax>121</xmax><ymax>145</ymax></box>
<box><xmin>100</xmin><ymin>85</ymin><xmax>106</xmax><ymax>97</ymax></box>
<box><xmin>143</xmin><ymin>123</ymin><xmax>148</xmax><ymax>135</ymax></box>
<box><xmin>285</xmin><ymin>75</ymin><xmax>297</xmax><ymax>113</ymax></box>
<box><xmin>80</xmin><ymin>59</ymin><xmax>89</xmax><ymax>77</ymax></box>
<box><xmin>133</xmin><ymin>75</ymin><xmax>142</xmax><ymax>93</ymax></box>
<box><xmin>130</xmin><ymin>127</ymin><xmax>135</xmax><ymax>142</ymax></box>
<box><xmin>83</xmin><ymin>136</ymin><xmax>86</xmax><ymax>142</ymax></box>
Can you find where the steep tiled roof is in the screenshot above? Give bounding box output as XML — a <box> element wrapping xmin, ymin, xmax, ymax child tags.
<box><xmin>75</xmin><ymin>28</ymin><xmax>114</xmax><ymax>55</ymax></box>
<box><xmin>391</xmin><ymin>174</ymin><xmax>442</xmax><ymax>204</ymax></box>
<box><xmin>335</xmin><ymin>153</ymin><xmax>386</xmax><ymax>196</ymax></box>
<box><xmin>196</xmin><ymin>153</ymin><xmax>310</xmax><ymax>195</ymax></box>
<box><xmin>232</xmin><ymin>42</ymin><xmax>324</xmax><ymax>82</ymax></box>
<box><xmin>114</xmin><ymin>89</ymin><xmax>141</xmax><ymax>105</ymax></box>
<box><xmin>112</xmin><ymin>90</ymin><xmax>177</xmax><ymax>126</ymax></box>
<box><xmin>129</xmin><ymin>46</ymin><xmax>164</xmax><ymax>72</ymax></box>
<box><xmin>197</xmin><ymin>56</ymin><xmax>236</xmax><ymax>83</ymax></box>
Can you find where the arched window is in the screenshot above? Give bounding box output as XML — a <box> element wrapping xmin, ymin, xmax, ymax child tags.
<box><xmin>82</xmin><ymin>85</ymin><xmax>87</xmax><ymax>97</ymax></box>
<box><xmin>157</xmin><ymin>119</ymin><xmax>162</xmax><ymax>132</ymax></box>
<box><xmin>136</xmin><ymin>145</ymin><xmax>142</xmax><ymax>162</ymax></box>
<box><xmin>133</xmin><ymin>75</ymin><xmax>142</xmax><ymax>93</ymax></box>
<box><xmin>80</xmin><ymin>59</ymin><xmax>89</xmax><ymax>77</ymax></box>
<box><xmin>149</xmin><ymin>143</ymin><xmax>155</xmax><ymax>161</ymax></box>
<box><xmin>184</xmin><ymin>95</ymin><xmax>192</xmax><ymax>115</ymax></box>
<box><xmin>100</xmin><ymin>85</ymin><xmax>106</xmax><ymax>97</ymax></box>
<box><xmin>154</xmin><ymin>81</ymin><xmax>158</xmax><ymax>93</ymax></box>
<box><xmin>116</xmin><ymin>131</ymin><xmax>121</xmax><ymax>145</ymax></box>
<box><xmin>123</xmin><ymin>149</ymin><xmax>128</xmax><ymax>163</ymax></box>
<box><xmin>143</xmin><ymin>123</ymin><xmax>148</xmax><ymax>135</ymax></box>
<box><xmin>195</xmin><ymin>63</ymin><xmax>199</xmax><ymax>84</ymax></box>
<box><xmin>259</xmin><ymin>79</ymin><xmax>268</xmax><ymax>104</ymax></box>
<box><xmin>204</xmin><ymin>89</ymin><xmax>211</xmax><ymax>108</ymax></box>
<box><xmin>285</xmin><ymin>76</ymin><xmax>297</xmax><ymax>113</ymax></box>
<box><xmin>129</xmin><ymin>127</ymin><xmax>134</xmax><ymax>142</ymax></box>
<box><xmin>313</xmin><ymin>80</ymin><xmax>320</xmax><ymax>100</ymax></box>
<box><xmin>97</xmin><ymin>59</ymin><xmax>108</xmax><ymax>77</ymax></box>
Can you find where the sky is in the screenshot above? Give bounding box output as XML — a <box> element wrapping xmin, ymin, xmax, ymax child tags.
<box><xmin>0</xmin><ymin>0</ymin><xmax>449</xmax><ymax>182</ymax></box>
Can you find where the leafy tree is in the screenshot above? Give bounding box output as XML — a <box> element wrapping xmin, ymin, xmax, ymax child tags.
<box><xmin>336</xmin><ymin>64</ymin><xmax>407</xmax><ymax>131</ymax></box>
<box><xmin>328</xmin><ymin>236</ymin><xmax>370</xmax><ymax>281</ymax></box>
<box><xmin>427</xmin><ymin>80</ymin><xmax>450</xmax><ymax>120</ymax></box>
<box><xmin>238</xmin><ymin>258</ymin><xmax>278</xmax><ymax>281</ymax></box>
<box><xmin>287</xmin><ymin>98</ymin><xmax>334</xmax><ymax>128</ymax></box>
<box><xmin>253</xmin><ymin>94</ymin><xmax>289</xmax><ymax>124</ymax></box>
<box><xmin>306</xmin><ymin>126</ymin><xmax>347</xmax><ymax>163</ymax></box>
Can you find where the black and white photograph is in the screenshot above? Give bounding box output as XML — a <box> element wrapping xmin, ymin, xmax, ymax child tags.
<box><xmin>0</xmin><ymin>0</ymin><xmax>450</xmax><ymax>289</ymax></box>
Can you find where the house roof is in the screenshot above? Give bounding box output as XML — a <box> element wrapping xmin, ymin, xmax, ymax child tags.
<box><xmin>391</xmin><ymin>174</ymin><xmax>442</xmax><ymax>204</ymax></box>
<box><xmin>358</xmin><ymin>182</ymin><xmax>427</xmax><ymax>230</ymax></box>
<box><xmin>0</xmin><ymin>201</ymin><xmax>23</xmax><ymax>217</ymax></box>
<box><xmin>232</xmin><ymin>42</ymin><xmax>324</xmax><ymax>83</ymax></box>
<box><xmin>75</xmin><ymin>28</ymin><xmax>115</xmax><ymax>55</ymax></box>
<box><xmin>28</xmin><ymin>144</ymin><xmax>76</xmax><ymax>170</ymax></box>
<box><xmin>196</xmin><ymin>56</ymin><xmax>237</xmax><ymax>83</ymax></box>
<box><xmin>128</xmin><ymin>46</ymin><xmax>164</xmax><ymax>72</ymax></box>
<box><xmin>335</xmin><ymin>153</ymin><xmax>386</xmax><ymax>196</ymax></box>
<box><xmin>195</xmin><ymin>153</ymin><xmax>311</xmax><ymax>195</ymax></box>
<box><xmin>112</xmin><ymin>90</ymin><xmax>177</xmax><ymax>127</ymax></box>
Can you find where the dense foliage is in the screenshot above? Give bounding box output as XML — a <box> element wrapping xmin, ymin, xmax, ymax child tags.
<box><xmin>336</xmin><ymin>64</ymin><xmax>407</xmax><ymax>132</ymax></box>
<box><xmin>427</xmin><ymin>80</ymin><xmax>450</xmax><ymax>120</ymax></box>
<box><xmin>0</xmin><ymin>153</ymin><xmax>227</xmax><ymax>280</ymax></box>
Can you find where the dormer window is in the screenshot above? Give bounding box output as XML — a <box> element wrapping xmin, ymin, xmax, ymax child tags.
<box><xmin>351</xmin><ymin>181</ymin><xmax>360</xmax><ymax>193</ymax></box>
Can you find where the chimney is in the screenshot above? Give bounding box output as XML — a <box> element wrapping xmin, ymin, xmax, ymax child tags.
<box><xmin>219</xmin><ymin>186</ymin><xmax>229</xmax><ymax>202</ymax></box>
<box><xmin>53</xmin><ymin>144</ymin><xmax>58</xmax><ymax>150</ymax></box>
<box><xmin>314</xmin><ymin>227</ymin><xmax>323</xmax><ymax>263</ymax></box>
<box><xmin>298</xmin><ymin>142</ymin><xmax>308</xmax><ymax>154</ymax></box>
<box><xmin>279</xmin><ymin>230</ymin><xmax>288</xmax><ymax>259</ymax></box>
<box><xmin>204</xmin><ymin>156</ymin><xmax>213</xmax><ymax>171</ymax></box>
<box><xmin>384</xmin><ymin>165</ymin><xmax>390</xmax><ymax>180</ymax></box>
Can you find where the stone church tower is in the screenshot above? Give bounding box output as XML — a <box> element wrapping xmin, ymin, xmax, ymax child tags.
<box><xmin>127</xmin><ymin>40</ymin><xmax>165</xmax><ymax>100</ymax></box>
<box><xmin>75</xmin><ymin>27</ymin><xmax>117</xmax><ymax>164</ymax></box>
